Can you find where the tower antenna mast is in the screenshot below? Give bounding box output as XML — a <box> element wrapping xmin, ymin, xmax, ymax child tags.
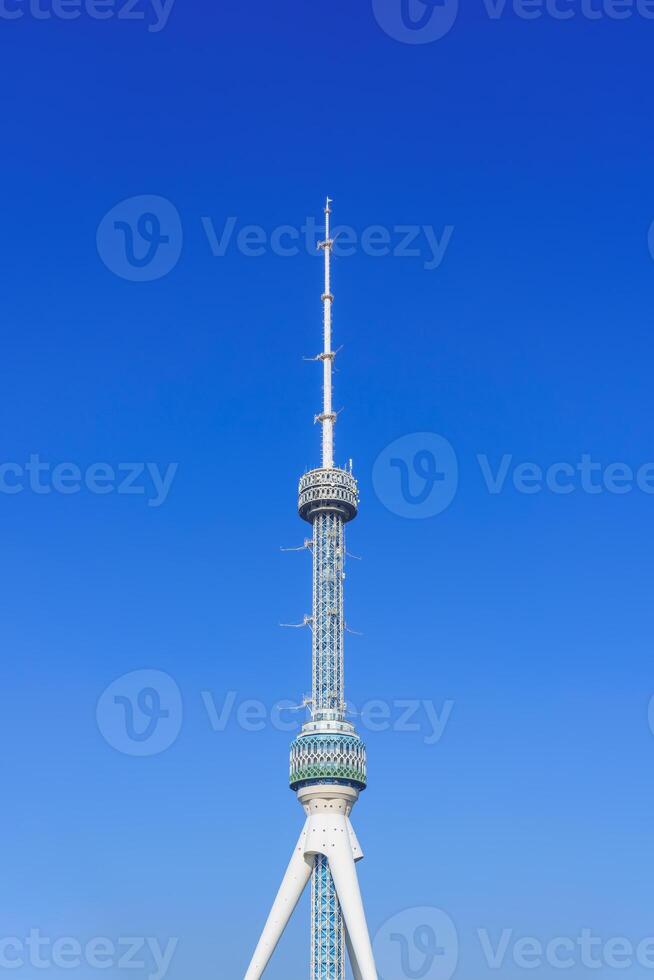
<box><xmin>318</xmin><ymin>196</ymin><xmax>336</xmax><ymax>469</ymax></box>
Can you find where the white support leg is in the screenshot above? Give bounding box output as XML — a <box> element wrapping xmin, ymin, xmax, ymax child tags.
<box><xmin>244</xmin><ymin>823</ymin><xmax>314</xmax><ymax>980</ymax></box>
<box><xmin>345</xmin><ymin>927</ymin><xmax>364</xmax><ymax>980</ymax></box>
<box><xmin>327</xmin><ymin>832</ymin><xmax>377</xmax><ymax>980</ymax></box>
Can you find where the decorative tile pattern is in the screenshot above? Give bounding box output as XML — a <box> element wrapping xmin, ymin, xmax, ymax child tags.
<box><xmin>289</xmin><ymin>734</ymin><xmax>367</xmax><ymax>790</ymax></box>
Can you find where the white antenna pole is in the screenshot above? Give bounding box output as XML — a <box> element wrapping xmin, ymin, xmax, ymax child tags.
<box><xmin>319</xmin><ymin>197</ymin><xmax>335</xmax><ymax>470</ymax></box>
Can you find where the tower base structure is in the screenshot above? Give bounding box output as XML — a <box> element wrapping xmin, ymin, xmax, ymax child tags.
<box><xmin>243</xmin><ymin>784</ymin><xmax>377</xmax><ymax>980</ymax></box>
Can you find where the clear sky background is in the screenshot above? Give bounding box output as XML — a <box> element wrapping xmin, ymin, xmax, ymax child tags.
<box><xmin>2</xmin><ymin>3</ymin><xmax>654</xmax><ymax>980</ymax></box>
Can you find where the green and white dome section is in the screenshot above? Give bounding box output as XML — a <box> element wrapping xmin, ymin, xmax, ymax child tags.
<box><xmin>289</xmin><ymin>732</ymin><xmax>367</xmax><ymax>792</ymax></box>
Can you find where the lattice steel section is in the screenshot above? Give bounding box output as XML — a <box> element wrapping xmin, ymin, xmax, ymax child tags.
<box><xmin>311</xmin><ymin>855</ymin><xmax>345</xmax><ymax>980</ymax></box>
<box><xmin>298</xmin><ymin>467</ymin><xmax>358</xmax><ymax>725</ymax></box>
<box><xmin>314</xmin><ymin>512</ymin><xmax>344</xmax><ymax>715</ymax></box>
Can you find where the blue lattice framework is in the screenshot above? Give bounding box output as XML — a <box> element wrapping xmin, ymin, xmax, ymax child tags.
<box><xmin>312</xmin><ymin>854</ymin><xmax>344</xmax><ymax>980</ymax></box>
<box><xmin>299</xmin><ymin>468</ymin><xmax>357</xmax><ymax>717</ymax></box>
<box><xmin>296</xmin><ymin>465</ymin><xmax>361</xmax><ymax>980</ymax></box>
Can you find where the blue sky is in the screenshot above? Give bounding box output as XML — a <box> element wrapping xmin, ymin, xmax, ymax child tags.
<box><xmin>2</xmin><ymin>3</ymin><xmax>654</xmax><ymax>980</ymax></box>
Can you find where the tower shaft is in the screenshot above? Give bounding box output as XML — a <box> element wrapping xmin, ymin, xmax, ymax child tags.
<box><xmin>310</xmin><ymin>505</ymin><xmax>347</xmax><ymax>979</ymax></box>
<box><xmin>312</xmin><ymin>510</ymin><xmax>345</xmax><ymax>716</ymax></box>
<box><xmin>311</xmin><ymin>199</ymin><xmax>346</xmax><ymax>980</ymax></box>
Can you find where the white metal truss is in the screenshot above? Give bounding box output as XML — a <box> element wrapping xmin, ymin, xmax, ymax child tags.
<box><xmin>318</xmin><ymin>197</ymin><xmax>336</xmax><ymax>470</ymax></box>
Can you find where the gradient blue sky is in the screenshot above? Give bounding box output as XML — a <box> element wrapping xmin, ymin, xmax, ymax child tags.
<box><xmin>2</xmin><ymin>3</ymin><xmax>654</xmax><ymax>980</ymax></box>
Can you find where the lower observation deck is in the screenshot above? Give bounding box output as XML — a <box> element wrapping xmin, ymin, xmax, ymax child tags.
<box><xmin>298</xmin><ymin>468</ymin><xmax>358</xmax><ymax>523</ymax></box>
<box><xmin>289</xmin><ymin>731</ymin><xmax>367</xmax><ymax>792</ymax></box>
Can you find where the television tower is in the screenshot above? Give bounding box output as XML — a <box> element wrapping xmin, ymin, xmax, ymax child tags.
<box><xmin>244</xmin><ymin>200</ymin><xmax>378</xmax><ymax>980</ymax></box>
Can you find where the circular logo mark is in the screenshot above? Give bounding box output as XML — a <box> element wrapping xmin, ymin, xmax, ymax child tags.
<box><xmin>372</xmin><ymin>0</ymin><xmax>458</xmax><ymax>44</ymax></box>
<box><xmin>373</xmin><ymin>432</ymin><xmax>458</xmax><ymax>519</ymax></box>
<box><xmin>96</xmin><ymin>669</ymin><xmax>183</xmax><ymax>757</ymax></box>
<box><xmin>374</xmin><ymin>907</ymin><xmax>459</xmax><ymax>980</ymax></box>
<box><xmin>96</xmin><ymin>195</ymin><xmax>183</xmax><ymax>282</ymax></box>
